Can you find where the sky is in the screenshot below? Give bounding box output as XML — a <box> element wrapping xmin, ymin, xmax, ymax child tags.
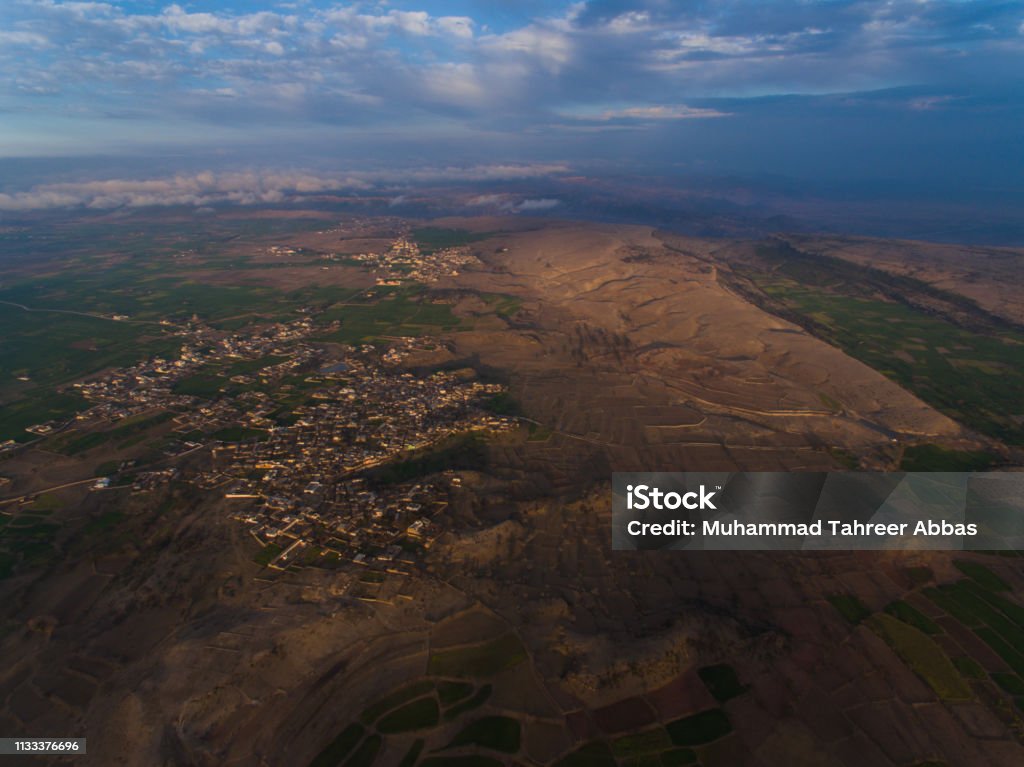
<box><xmin>0</xmin><ymin>1</ymin><xmax>1022</xmax><ymax>223</ymax></box>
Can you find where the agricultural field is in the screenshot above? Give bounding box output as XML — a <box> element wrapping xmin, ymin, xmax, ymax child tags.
<box><xmin>729</xmin><ymin>242</ymin><xmax>1024</xmax><ymax>446</ymax></box>
<box><xmin>830</xmin><ymin>559</ymin><xmax>1024</xmax><ymax>715</ymax></box>
<box><xmin>306</xmin><ymin>623</ymin><xmax>747</xmax><ymax>767</ymax></box>
<box><xmin>412</xmin><ymin>227</ymin><xmax>497</xmax><ymax>253</ymax></box>
<box><xmin>315</xmin><ymin>286</ymin><xmax>468</xmax><ymax>344</ymax></box>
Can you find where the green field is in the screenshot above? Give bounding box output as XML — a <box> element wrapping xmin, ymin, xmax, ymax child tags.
<box><xmin>442</xmin><ymin>684</ymin><xmax>492</xmax><ymax>721</ymax></box>
<box><xmin>664</xmin><ymin>709</ymin><xmax>732</xmax><ymax>747</ymax></box>
<box><xmin>0</xmin><ymin>515</ymin><xmax>60</xmax><ymax>579</ymax></box>
<box><xmin>411</xmin><ymin>227</ymin><xmax>495</xmax><ymax>252</ymax></box>
<box><xmin>828</xmin><ymin>593</ymin><xmax>872</xmax><ymax>625</ymax></box>
<box><xmin>48</xmin><ymin>411</ymin><xmax>174</xmax><ymax>456</ymax></box>
<box><xmin>437</xmin><ymin>681</ymin><xmax>474</xmax><ymax>706</ymax></box>
<box><xmin>308</xmin><ymin>723</ymin><xmax>365</xmax><ymax>767</ymax></box>
<box><xmin>253</xmin><ymin>543</ymin><xmax>283</xmax><ymax>566</ymax></box>
<box><xmin>360</xmin><ymin>681</ymin><xmax>435</xmax><ymax>725</ymax></box>
<box><xmin>426</xmin><ymin>633</ymin><xmax>528</xmax><ymax>677</ymax></box>
<box><xmin>884</xmin><ymin>600</ymin><xmax>941</xmax><ymax>635</ymax></box>
<box><xmin>900</xmin><ymin>445</ymin><xmax>997</xmax><ymax>472</ymax></box>
<box><xmin>371</xmin><ymin>432</ymin><xmax>487</xmax><ymax>485</ymax></box>
<box><xmin>376</xmin><ymin>697</ymin><xmax>439</xmax><ymax>734</ymax></box>
<box><xmin>443</xmin><ymin>716</ymin><xmax>521</xmax><ymax>753</ymax></box>
<box><xmin>0</xmin><ymin>222</ymin><xmax>344</xmax><ymax>442</ymax></box>
<box><xmin>697</xmin><ymin>664</ymin><xmax>748</xmax><ymax>703</ymax></box>
<box><xmin>212</xmin><ymin>426</ymin><xmax>268</xmax><ymax>443</ymax></box>
<box><xmin>316</xmin><ymin>287</ymin><xmax>466</xmax><ymax>343</ymax></box>
<box><xmin>868</xmin><ymin>613</ymin><xmax>972</xmax><ymax>700</ymax></box>
<box><xmin>610</xmin><ymin>728</ymin><xmax>673</xmax><ymax>758</ymax></box>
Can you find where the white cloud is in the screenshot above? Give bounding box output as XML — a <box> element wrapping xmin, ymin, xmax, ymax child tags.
<box><xmin>421</xmin><ymin>63</ymin><xmax>486</xmax><ymax>106</ymax></box>
<box><xmin>484</xmin><ymin>25</ymin><xmax>574</xmax><ymax>72</ymax></box>
<box><xmin>0</xmin><ymin>165</ymin><xmax>570</xmax><ymax>211</ymax></box>
<box><xmin>0</xmin><ymin>30</ymin><xmax>51</xmax><ymax>47</ymax></box>
<box><xmin>436</xmin><ymin>17</ymin><xmax>475</xmax><ymax>40</ymax></box>
<box><xmin>570</xmin><ymin>104</ymin><xmax>731</xmax><ymax>121</ymax></box>
<box><xmin>516</xmin><ymin>198</ymin><xmax>561</xmax><ymax>211</ymax></box>
<box><xmin>467</xmin><ymin>194</ymin><xmax>510</xmax><ymax>207</ymax></box>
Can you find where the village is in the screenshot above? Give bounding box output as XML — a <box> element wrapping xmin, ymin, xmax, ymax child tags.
<box><xmin>5</xmin><ymin>233</ymin><xmax>517</xmax><ymax>575</ymax></box>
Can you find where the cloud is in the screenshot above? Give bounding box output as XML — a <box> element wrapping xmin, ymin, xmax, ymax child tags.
<box><xmin>515</xmin><ymin>198</ymin><xmax>561</xmax><ymax>211</ymax></box>
<box><xmin>568</xmin><ymin>104</ymin><xmax>731</xmax><ymax>121</ymax></box>
<box><xmin>463</xmin><ymin>194</ymin><xmax>562</xmax><ymax>213</ymax></box>
<box><xmin>467</xmin><ymin>194</ymin><xmax>510</xmax><ymax>207</ymax></box>
<box><xmin>908</xmin><ymin>95</ymin><xmax>958</xmax><ymax>111</ymax></box>
<box><xmin>0</xmin><ymin>0</ymin><xmax>1021</xmax><ymax>166</ymax></box>
<box><xmin>0</xmin><ymin>30</ymin><xmax>51</xmax><ymax>47</ymax></box>
<box><xmin>0</xmin><ymin>165</ymin><xmax>571</xmax><ymax>211</ymax></box>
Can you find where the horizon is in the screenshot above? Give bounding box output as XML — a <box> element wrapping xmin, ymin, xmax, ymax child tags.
<box><xmin>1</xmin><ymin>1</ymin><xmax>1023</xmax><ymax>242</ymax></box>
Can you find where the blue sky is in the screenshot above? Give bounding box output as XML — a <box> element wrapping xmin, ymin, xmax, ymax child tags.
<box><xmin>0</xmin><ymin>1</ymin><xmax>1022</xmax><ymax>215</ymax></box>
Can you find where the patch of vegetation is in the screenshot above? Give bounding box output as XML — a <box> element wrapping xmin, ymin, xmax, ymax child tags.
<box><xmin>371</xmin><ymin>432</ymin><xmax>486</xmax><ymax>485</ymax></box>
<box><xmin>437</xmin><ymin>681</ymin><xmax>474</xmax><ymax>706</ymax></box>
<box><xmin>953</xmin><ymin>560</ymin><xmax>1010</xmax><ymax>592</ymax></box>
<box><xmin>903</xmin><ymin>566</ymin><xmax>934</xmax><ymax>587</ymax></box>
<box><xmin>665</xmin><ymin>709</ymin><xmax>732</xmax><ymax>746</ymax></box>
<box><xmin>483</xmin><ymin>392</ymin><xmax>522</xmax><ymax>417</ymax></box>
<box><xmin>444</xmin><ymin>716</ymin><xmax>521</xmax><ymax>754</ymax></box>
<box><xmin>828</xmin><ymin>446</ymin><xmax>859</xmax><ymax>469</ymax></box>
<box><xmin>478</xmin><ymin>292</ymin><xmax>523</xmax><ymax>318</ymax></box>
<box><xmin>553</xmin><ymin>742</ymin><xmax>616</xmax><ymax>767</ymax></box>
<box><xmin>828</xmin><ymin>593</ymin><xmax>872</xmax><ymax>625</ymax></box>
<box><xmin>343</xmin><ymin>734</ymin><xmax>381</xmax><ymax>767</ymax></box>
<box><xmin>0</xmin><ymin>514</ymin><xmax>60</xmax><ymax>577</ymax></box>
<box><xmin>51</xmin><ymin>411</ymin><xmax>175</xmax><ymax>456</ymax></box>
<box><xmin>316</xmin><ymin>286</ymin><xmax>467</xmax><ymax>343</ymax></box>
<box><xmin>49</xmin><ymin>430</ymin><xmax>107</xmax><ymax>455</ymax></box>
<box><xmin>27</xmin><ymin>493</ymin><xmax>62</xmax><ymax>513</ymax></box>
<box><xmin>960</xmin><ymin>579</ymin><xmax>1024</xmax><ymax>628</ymax></box>
<box><xmin>0</xmin><ymin>388</ymin><xmax>89</xmax><ymax>443</ymax></box>
<box><xmin>83</xmin><ymin>511</ymin><xmax>124</xmax><ymax>536</ymax></box>
<box><xmin>443</xmin><ymin>684</ymin><xmax>492</xmax><ymax>721</ymax></box>
<box><xmin>94</xmin><ymin>460</ymin><xmax>121</xmax><ymax>478</ymax></box>
<box><xmin>526</xmin><ymin>423</ymin><xmax>553</xmax><ymax>442</ymax></box>
<box><xmin>900</xmin><ymin>445</ymin><xmax>997</xmax><ymax>472</ymax></box>
<box><xmin>698</xmin><ymin>664</ymin><xmax>749</xmax><ymax>703</ymax></box>
<box><xmin>174</xmin><ymin>373</ymin><xmax>227</xmax><ymax>398</ymax></box>
<box><xmin>991</xmin><ymin>672</ymin><xmax>1024</xmax><ymax>695</ymax></box>
<box><xmin>953</xmin><ymin>656</ymin><xmax>986</xmax><ymax>680</ymax></box>
<box><xmin>375</xmin><ymin>697</ymin><xmax>439</xmax><ymax>734</ymax></box>
<box><xmin>412</xmin><ymin>227</ymin><xmax>493</xmax><ymax>252</ymax></box>
<box><xmin>397</xmin><ymin>739</ymin><xmax>424</xmax><ymax>767</ymax></box>
<box><xmin>885</xmin><ymin>600</ymin><xmax>941</xmax><ymax>635</ymax></box>
<box><xmin>0</xmin><ymin>302</ymin><xmax>175</xmax><ymax>423</ymax></box>
<box><xmin>308</xmin><ymin>723</ymin><xmax>364</xmax><ymax>767</ymax></box>
<box><xmin>359</xmin><ymin>680</ymin><xmax>434</xmax><ymax>725</ymax></box>
<box><xmin>610</xmin><ymin>728</ymin><xmax>672</xmax><ymax>758</ymax></box>
<box><xmin>226</xmin><ymin>355</ymin><xmax>287</xmax><ymax>376</ymax></box>
<box><xmin>660</xmin><ymin>749</ymin><xmax>698</xmax><ymax>766</ymax></box>
<box><xmin>418</xmin><ymin>757</ymin><xmax>503</xmax><ymax>767</ymax></box>
<box><xmin>867</xmin><ymin>613</ymin><xmax>971</xmax><ymax>700</ymax></box>
<box><xmin>212</xmin><ymin>426</ymin><xmax>268</xmax><ymax>443</ymax></box>
<box><xmin>427</xmin><ymin>634</ymin><xmax>527</xmax><ymax>678</ymax></box>
<box><xmin>253</xmin><ymin>543</ymin><xmax>283</xmax><ymax>566</ymax></box>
